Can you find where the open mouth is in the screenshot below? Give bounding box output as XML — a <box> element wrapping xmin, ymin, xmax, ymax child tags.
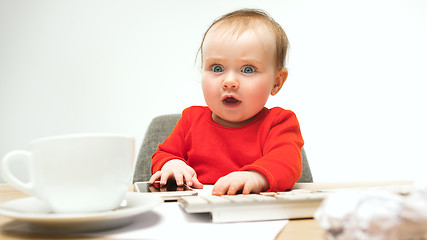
<box><xmin>222</xmin><ymin>96</ymin><xmax>241</xmax><ymax>107</ymax></box>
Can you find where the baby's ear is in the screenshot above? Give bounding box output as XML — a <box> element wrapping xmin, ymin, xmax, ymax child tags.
<box><xmin>271</xmin><ymin>68</ymin><xmax>288</xmax><ymax>96</ymax></box>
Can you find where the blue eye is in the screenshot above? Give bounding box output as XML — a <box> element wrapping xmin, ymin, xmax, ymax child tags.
<box><xmin>242</xmin><ymin>66</ymin><xmax>255</xmax><ymax>74</ymax></box>
<box><xmin>211</xmin><ymin>65</ymin><xmax>223</xmax><ymax>73</ymax></box>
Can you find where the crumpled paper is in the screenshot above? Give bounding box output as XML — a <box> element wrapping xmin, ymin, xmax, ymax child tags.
<box><xmin>315</xmin><ymin>186</ymin><xmax>427</xmax><ymax>240</ymax></box>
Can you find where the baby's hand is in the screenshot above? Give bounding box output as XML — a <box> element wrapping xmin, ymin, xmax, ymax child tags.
<box><xmin>212</xmin><ymin>171</ymin><xmax>269</xmax><ymax>195</ymax></box>
<box><xmin>149</xmin><ymin>159</ymin><xmax>203</xmax><ymax>189</ymax></box>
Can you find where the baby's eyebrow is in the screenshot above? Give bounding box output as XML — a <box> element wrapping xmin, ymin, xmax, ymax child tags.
<box><xmin>204</xmin><ymin>56</ymin><xmax>227</xmax><ymax>63</ymax></box>
<box><xmin>239</xmin><ymin>57</ymin><xmax>264</xmax><ymax>64</ymax></box>
<box><xmin>204</xmin><ymin>56</ymin><xmax>264</xmax><ymax>64</ymax></box>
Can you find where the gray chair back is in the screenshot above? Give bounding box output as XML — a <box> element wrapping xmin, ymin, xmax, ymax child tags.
<box><xmin>133</xmin><ymin>114</ymin><xmax>313</xmax><ymax>183</ymax></box>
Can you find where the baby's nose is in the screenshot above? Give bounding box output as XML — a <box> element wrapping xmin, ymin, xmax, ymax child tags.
<box><xmin>222</xmin><ymin>75</ymin><xmax>239</xmax><ymax>89</ymax></box>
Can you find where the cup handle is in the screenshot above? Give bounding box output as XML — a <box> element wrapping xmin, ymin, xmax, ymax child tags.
<box><xmin>1</xmin><ymin>150</ymin><xmax>37</xmax><ymax>197</ymax></box>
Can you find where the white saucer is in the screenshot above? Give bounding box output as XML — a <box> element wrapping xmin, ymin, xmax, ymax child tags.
<box><xmin>0</xmin><ymin>192</ymin><xmax>163</xmax><ymax>233</ymax></box>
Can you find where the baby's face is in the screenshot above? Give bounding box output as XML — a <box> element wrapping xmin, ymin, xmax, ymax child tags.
<box><xmin>201</xmin><ymin>27</ymin><xmax>279</xmax><ymax>127</ymax></box>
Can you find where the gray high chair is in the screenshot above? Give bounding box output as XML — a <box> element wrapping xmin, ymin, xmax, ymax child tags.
<box><xmin>132</xmin><ymin>114</ymin><xmax>313</xmax><ymax>184</ymax></box>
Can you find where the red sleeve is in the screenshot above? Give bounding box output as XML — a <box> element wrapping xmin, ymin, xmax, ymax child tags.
<box><xmin>240</xmin><ymin>110</ymin><xmax>304</xmax><ymax>192</ymax></box>
<box><xmin>150</xmin><ymin>109</ymin><xmax>190</xmax><ymax>174</ymax></box>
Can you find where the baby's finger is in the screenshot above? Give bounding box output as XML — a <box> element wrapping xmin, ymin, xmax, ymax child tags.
<box><xmin>183</xmin><ymin>172</ymin><xmax>194</xmax><ymax>187</ymax></box>
<box><xmin>191</xmin><ymin>175</ymin><xmax>204</xmax><ymax>189</ymax></box>
<box><xmin>226</xmin><ymin>182</ymin><xmax>245</xmax><ymax>195</ymax></box>
<box><xmin>149</xmin><ymin>171</ymin><xmax>162</xmax><ymax>184</ymax></box>
<box><xmin>242</xmin><ymin>182</ymin><xmax>253</xmax><ymax>195</ymax></box>
<box><xmin>160</xmin><ymin>171</ymin><xmax>172</xmax><ymax>185</ymax></box>
<box><xmin>212</xmin><ymin>178</ymin><xmax>230</xmax><ymax>196</ymax></box>
<box><xmin>174</xmin><ymin>171</ymin><xmax>185</xmax><ymax>186</ymax></box>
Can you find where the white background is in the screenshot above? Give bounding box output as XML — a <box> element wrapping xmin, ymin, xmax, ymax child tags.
<box><xmin>1</xmin><ymin>0</ymin><xmax>426</xmax><ymax>183</ymax></box>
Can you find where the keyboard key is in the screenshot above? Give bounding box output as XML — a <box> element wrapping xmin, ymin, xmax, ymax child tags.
<box><xmin>221</xmin><ymin>195</ymin><xmax>255</xmax><ymax>203</ymax></box>
<box><xmin>202</xmin><ymin>196</ymin><xmax>231</xmax><ymax>204</ymax></box>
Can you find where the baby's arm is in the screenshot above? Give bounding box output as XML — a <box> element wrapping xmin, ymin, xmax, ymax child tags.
<box><xmin>212</xmin><ymin>171</ymin><xmax>269</xmax><ymax>195</ymax></box>
<box><xmin>149</xmin><ymin>159</ymin><xmax>203</xmax><ymax>189</ymax></box>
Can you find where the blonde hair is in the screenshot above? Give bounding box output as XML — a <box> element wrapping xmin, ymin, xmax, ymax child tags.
<box><xmin>198</xmin><ymin>9</ymin><xmax>289</xmax><ymax>70</ymax></box>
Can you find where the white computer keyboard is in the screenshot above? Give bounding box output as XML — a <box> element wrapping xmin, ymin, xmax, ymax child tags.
<box><xmin>178</xmin><ymin>184</ymin><xmax>415</xmax><ymax>223</ymax></box>
<box><xmin>178</xmin><ymin>190</ymin><xmax>329</xmax><ymax>223</ymax></box>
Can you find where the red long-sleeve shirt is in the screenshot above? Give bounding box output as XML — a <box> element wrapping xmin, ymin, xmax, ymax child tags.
<box><xmin>151</xmin><ymin>106</ymin><xmax>304</xmax><ymax>192</ymax></box>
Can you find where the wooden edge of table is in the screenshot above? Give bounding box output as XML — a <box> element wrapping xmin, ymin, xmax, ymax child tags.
<box><xmin>276</xmin><ymin>218</ymin><xmax>326</xmax><ymax>240</ymax></box>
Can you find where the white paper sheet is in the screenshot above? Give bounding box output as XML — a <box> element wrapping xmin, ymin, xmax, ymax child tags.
<box><xmin>86</xmin><ymin>201</ymin><xmax>288</xmax><ymax>240</ymax></box>
<box><xmin>88</xmin><ymin>186</ymin><xmax>287</xmax><ymax>240</ymax></box>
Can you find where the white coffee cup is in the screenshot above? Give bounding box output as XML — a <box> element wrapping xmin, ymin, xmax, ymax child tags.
<box><xmin>0</xmin><ymin>134</ymin><xmax>135</xmax><ymax>213</ymax></box>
